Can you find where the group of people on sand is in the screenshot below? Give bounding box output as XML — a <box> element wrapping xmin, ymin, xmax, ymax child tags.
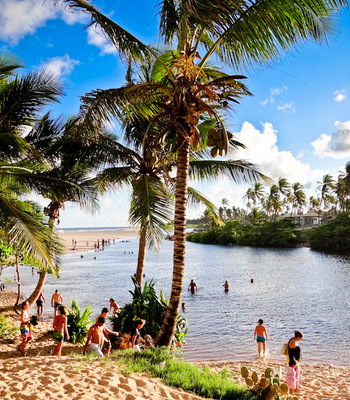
<box><xmin>18</xmin><ymin>290</ymin><xmax>148</xmax><ymax>358</ymax></box>
<box><xmin>254</xmin><ymin>319</ymin><xmax>304</xmax><ymax>394</ymax></box>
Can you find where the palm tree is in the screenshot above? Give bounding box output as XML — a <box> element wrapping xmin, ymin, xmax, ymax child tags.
<box><xmin>58</xmin><ymin>0</ymin><xmax>347</xmax><ymax>346</ymax></box>
<box><xmin>291</xmin><ymin>182</ymin><xmax>306</xmax><ymax>214</ymax></box>
<box><xmin>0</xmin><ymin>54</ymin><xmax>64</xmax><ymax>278</ymax></box>
<box><xmin>317</xmin><ymin>174</ymin><xmax>335</xmax><ymax>209</ymax></box>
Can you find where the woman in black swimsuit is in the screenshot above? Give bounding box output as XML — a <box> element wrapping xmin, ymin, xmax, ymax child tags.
<box><xmin>287</xmin><ymin>330</ymin><xmax>304</xmax><ymax>391</ymax></box>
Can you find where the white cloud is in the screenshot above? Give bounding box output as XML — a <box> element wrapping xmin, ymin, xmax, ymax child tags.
<box><xmin>334</xmin><ymin>90</ymin><xmax>346</xmax><ymax>102</ymax></box>
<box><xmin>40</xmin><ymin>54</ymin><xmax>80</xmax><ymax>77</ymax></box>
<box><xmin>0</xmin><ymin>0</ymin><xmax>86</xmax><ymax>44</ymax></box>
<box><xmin>277</xmin><ymin>102</ymin><xmax>295</xmax><ymax>113</ymax></box>
<box><xmin>311</xmin><ymin>120</ymin><xmax>350</xmax><ymax>159</ymax></box>
<box><xmin>190</xmin><ymin>121</ymin><xmax>324</xmax><ymax>212</ymax></box>
<box><xmin>87</xmin><ymin>26</ymin><xmax>117</xmax><ymax>55</ymax></box>
<box><xmin>260</xmin><ymin>86</ymin><xmax>288</xmax><ymax>106</ymax></box>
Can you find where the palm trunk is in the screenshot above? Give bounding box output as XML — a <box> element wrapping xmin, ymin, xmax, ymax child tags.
<box><xmin>155</xmin><ymin>141</ymin><xmax>189</xmax><ymax>346</ymax></box>
<box><xmin>136</xmin><ymin>223</ymin><xmax>147</xmax><ymax>287</ymax></box>
<box><xmin>24</xmin><ymin>215</ymin><xmax>55</xmax><ymax>308</ymax></box>
<box><xmin>26</xmin><ymin>271</ymin><xmax>47</xmax><ymax>308</ymax></box>
<box><xmin>14</xmin><ymin>255</ymin><xmax>21</xmax><ymax>306</ymax></box>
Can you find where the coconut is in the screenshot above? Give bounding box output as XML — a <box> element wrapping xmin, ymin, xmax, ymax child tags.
<box><xmin>216</xmin><ymin>139</ymin><xmax>224</xmax><ymax>149</ymax></box>
<box><xmin>207</xmin><ymin>138</ymin><xmax>215</xmax><ymax>147</ymax></box>
<box><xmin>210</xmin><ymin>146</ymin><xmax>219</xmax><ymax>158</ymax></box>
<box><xmin>213</xmin><ymin>131</ymin><xmax>222</xmax><ymax>140</ymax></box>
<box><xmin>208</xmin><ymin>128</ymin><xmax>216</xmax><ymax>138</ymax></box>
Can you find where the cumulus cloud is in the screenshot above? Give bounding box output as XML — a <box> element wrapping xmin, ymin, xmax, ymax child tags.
<box><xmin>87</xmin><ymin>26</ymin><xmax>117</xmax><ymax>55</ymax></box>
<box><xmin>334</xmin><ymin>90</ymin><xmax>346</xmax><ymax>102</ymax></box>
<box><xmin>40</xmin><ymin>54</ymin><xmax>80</xmax><ymax>77</ymax></box>
<box><xmin>189</xmin><ymin>121</ymin><xmax>323</xmax><ymax>211</ymax></box>
<box><xmin>0</xmin><ymin>0</ymin><xmax>86</xmax><ymax>44</ymax></box>
<box><xmin>311</xmin><ymin>120</ymin><xmax>350</xmax><ymax>159</ymax></box>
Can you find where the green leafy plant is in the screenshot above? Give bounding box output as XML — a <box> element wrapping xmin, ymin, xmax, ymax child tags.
<box><xmin>0</xmin><ymin>314</ymin><xmax>19</xmax><ymax>339</ymax></box>
<box><xmin>240</xmin><ymin>366</ymin><xmax>298</xmax><ymax>400</ymax></box>
<box><xmin>118</xmin><ymin>348</ymin><xmax>253</xmax><ymax>400</ymax></box>
<box><xmin>67</xmin><ymin>300</ymin><xmax>92</xmax><ymax>344</ymax></box>
<box><xmin>111</xmin><ymin>277</ymin><xmax>187</xmax><ymax>344</ymax></box>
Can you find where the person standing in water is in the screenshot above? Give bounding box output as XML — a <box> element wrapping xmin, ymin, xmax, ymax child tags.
<box><xmin>223</xmin><ymin>280</ymin><xmax>229</xmax><ymax>292</ymax></box>
<box><xmin>188</xmin><ymin>279</ymin><xmax>197</xmax><ymax>294</ymax></box>
<box><xmin>254</xmin><ymin>319</ymin><xmax>268</xmax><ymax>357</ymax></box>
<box><xmin>51</xmin><ymin>290</ymin><xmax>63</xmax><ymax>316</ymax></box>
<box><xmin>36</xmin><ymin>292</ymin><xmax>45</xmax><ymax>318</ymax></box>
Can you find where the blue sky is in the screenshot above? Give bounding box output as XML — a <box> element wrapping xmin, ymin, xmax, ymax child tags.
<box><xmin>1</xmin><ymin>1</ymin><xmax>350</xmax><ymax>228</ymax></box>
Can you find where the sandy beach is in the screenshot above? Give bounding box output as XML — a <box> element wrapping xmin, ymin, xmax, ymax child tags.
<box><xmin>57</xmin><ymin>227</ymin><xmax>139</xmax><ymax>253</ymax></box>
<box><xmin>1</xmin><ymin>290</ymin><xmax>349</xmax><ymax>400</ymax></box>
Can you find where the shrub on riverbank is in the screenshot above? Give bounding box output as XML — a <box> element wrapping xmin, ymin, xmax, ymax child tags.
<box><xmin>118</xmin><ymin>347</ymin><xmax>254</xmax><ymax>400</ymax></box>
<box><xmin>187</xmin><ymin>220</ymin><xmax>304</xmax><ymax>248</ymax></box>
<box><xmin>111</xmin><ymin>277</ymin><xmax>188</xmax><ymax>344</ymax></box>
<box><xmin>309</xmin><ymin>212</ymin><xmax>350</xmax><ymax>253</ymax></box>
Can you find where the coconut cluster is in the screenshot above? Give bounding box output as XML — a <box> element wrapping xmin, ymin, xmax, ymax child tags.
<box><xmin>240</xmin><ymin>366</ymin><xmax>297</xmax><ymax>400</ymax></box>
<box><xmin>207</xmin><ymin>128</ymin><xmax>233</xmax><ymax>157</ymax></box>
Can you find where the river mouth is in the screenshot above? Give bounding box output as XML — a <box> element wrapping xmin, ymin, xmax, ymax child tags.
<box><xmin>8</xmin><ymin>238</ymin><xmax>350</xmax><ymax>367</ymax></box>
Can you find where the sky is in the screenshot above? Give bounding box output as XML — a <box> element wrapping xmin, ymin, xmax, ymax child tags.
<box><xmin>1</xmin><ymin>0</ymin><xmax>350</xmax><ymax>228</ymax></box>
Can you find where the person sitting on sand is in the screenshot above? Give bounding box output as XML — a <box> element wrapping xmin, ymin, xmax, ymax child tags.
<box><xmin>223</xmin><ymin>280</ymin><xmax>229</xmax><ymax>292</ymax></box>
<box><xmin>254</xmin><ymin>319</ymin><xmax>268</xmax><ymax>358</ymax></box>
<box><xmin>83</xmin><ymin>317</ymin><xmax>118</xmax><ymax>357</ymax></box>
<box><xmin>36</xmin><ymin>292</ymin><xmax>45</xmax><ymax>317</ymax></box>
<box><xmin>109</xmin><ymin>298</ymin><xmax>120</xmax><ymax>315</ymax></box>
<box><xmin>130</xmin><ymin>318</ymin><xmax>146</xmax><ymax>352</ymax></box>
<box><xmin>52</xmin><ymin>305</ymin><xmax>69</xmax><ymax>356</ymax></box>
<box><xmin>51</xmin><ymin>290</ymin><xmax>63</xmax><ymax>316</ymax></box>
<box><xmin>18</xmin><ymin>301</ymin><xmax>32</xmax><ymax>356</ymax></box>
<box><xmin>188</xmin><ymin>279</ymin><xmax>197</xmax><ymax>294</ymax></box>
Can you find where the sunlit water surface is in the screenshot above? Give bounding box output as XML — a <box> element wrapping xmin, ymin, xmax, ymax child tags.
<box><xmin>7</xmin><ymin>236</ymin><xmax>350</xmax><ymax>366</ymax></box>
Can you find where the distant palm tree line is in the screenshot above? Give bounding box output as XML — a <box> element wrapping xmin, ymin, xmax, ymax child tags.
<box><xmin>214</xmin><ymin>169</ymin><xmax>350</xmax><ymax>224</ymax></box>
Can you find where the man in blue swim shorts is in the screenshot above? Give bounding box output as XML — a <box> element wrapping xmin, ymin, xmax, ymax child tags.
<box><xmin>254</xmin><ymin>319</ymin><xmax>268</xmax><ymax>358</ymax></box>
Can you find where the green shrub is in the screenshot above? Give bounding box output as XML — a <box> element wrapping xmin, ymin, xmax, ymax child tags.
<box><xmin>309</xmin><ymin>212</ymin><xmax>350</xmax><ymax>253</ymax></box>
<box><xmin>67</xmin><ymin>300</ymin><xmax>92</xmax><ymax>344</ymax></box>
<box><xmin>111</xmin><ymin>277</ymin><xmax>187</xmax><ymax>344</ymax></box>
<box><xmin>0</xmin><ymin>314</ymin><xmax>18</xmax><ymax>339</ymax></box>
<box><xmin>118</xmin><ymin>348</ymin><xmax>254</xmax><ymax>400</ymax></box>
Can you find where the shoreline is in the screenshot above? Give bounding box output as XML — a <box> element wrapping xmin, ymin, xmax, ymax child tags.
<box><xmin>57</xmin><ymin>227</ymin><xmax>139</xmax><ymax>254</ymax></box>
<box><xmin>1</xmin><ymin>292</ymin><xmax>350</xmax><ymax>399</ymax></box>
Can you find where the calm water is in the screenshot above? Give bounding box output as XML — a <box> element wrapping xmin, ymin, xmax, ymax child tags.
<box><xmin>6</xmin><ymin>236</ymin><xmax>350</xmax><ymax>366</ymax></box>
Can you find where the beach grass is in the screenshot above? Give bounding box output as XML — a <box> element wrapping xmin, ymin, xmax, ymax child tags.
<box><xmin>117</xmin><ymin>347</ymin><xmax>254</xmax><ymax>400</ymax></box>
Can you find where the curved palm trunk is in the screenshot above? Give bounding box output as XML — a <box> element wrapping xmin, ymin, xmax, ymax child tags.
<box><xmin>26</xmin><ymin>271</ymin><xmax>47</xmax><ymax>308</ymax></box>
<box><xmin>25</xmin><ymin>216</ymin><xmax>55</xmax><ymax>308</ymax></box>
<box><xmin>136</xmin><ymin>223</ymin><xmax>147</xmax><ymax>287</ymax></box>
<box><xmin>155</xmin><ymin>141</ymin><xmax>189</xmax><ymax>346</ymax></box>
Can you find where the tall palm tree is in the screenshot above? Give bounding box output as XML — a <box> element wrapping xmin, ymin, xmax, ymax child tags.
<box><xmin>0</xmin><ymin>54</ymin><xmax>64</xmax><ymax>277</ymax></box>
<box><xmin>291</xmin><ymin>182</ymin><xmax>306</xmax><ymax>214</ymax></box>
<box><xmin>58</xmin><ymin>0</ymin><xmax>348</xmax><ymax>346</ymax></box>
<box><xmin>317</xmin><ymin>174</ymin><xmax>335</xmax><ymax>208</ymax></box>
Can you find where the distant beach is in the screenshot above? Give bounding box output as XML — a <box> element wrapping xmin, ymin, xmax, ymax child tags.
<box><xmin>57</xmin><ymin>227</ymin><xmax>139</xmax><ymax>253</ymax></box>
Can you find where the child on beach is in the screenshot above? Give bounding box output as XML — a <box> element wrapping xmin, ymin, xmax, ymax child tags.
<box><xmin>130</xmin><ymin>318</ymin><xmax>146</xmax><ymax>352</ymax></box>
<box><xmin>254</xmin><ymin>319</ymin><xmax>268</xmax><ymax>358</ymax></box>
<box><xmin>18</xmin><ymin>301</ymin><xmax>32</xmax><ymax>356</ymax></box>
<box><xmin>52</xmin><ymin>305</ymin><xmax>69</xmax><ymax>356</ymax></box>
<box><xmin>286</xmin><ymin>360</ymin><xmax>300</xmax><ymax>394</ymax></box>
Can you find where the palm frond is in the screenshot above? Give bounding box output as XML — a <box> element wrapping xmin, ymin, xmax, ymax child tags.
<box><xmin>189</xmin><ymin>159</ymin><xmax>270</xmax><ymax>184</ymax></box>
<box><xmin>129</xmin><ymin>175</ymin><xmax>173</xmax><ymax>250</ymax></box>
<box><xmin>59</xmin><ymin>0</ymin><xmax>152</xmax><ymax>62</ymax></box>
<box><xmin>187</xmin><ymin>187</ymin><xmax>224</xmax><ymax>226</ymax></box>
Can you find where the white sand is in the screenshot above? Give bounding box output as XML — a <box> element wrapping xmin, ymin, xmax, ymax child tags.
<box><xmin>58</xmin><ymin>227</ymin><xmax>138</xmax><ymax>253</ymax></box>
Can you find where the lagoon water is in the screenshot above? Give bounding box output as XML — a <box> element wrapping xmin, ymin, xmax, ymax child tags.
<box><xmin>7</xmin><ymin>234</ymin><xmax>350</xmax><ymax>366</ymax></box>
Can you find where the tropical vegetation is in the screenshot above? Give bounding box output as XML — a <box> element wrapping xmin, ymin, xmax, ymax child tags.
<box><xmin>56</xmin><ymin>0</ymin><xmax>348</xmax><ymax>347</ymax></box>
<box><xmin>111</xmin><ymin>277</ymin><xmax>187</xmax><ymax>344</ymax></box>
<box><xmin>117</xmin><ymin>347</ymin><xmax>254</xmax><ymax>400</ymax></box>
<box><xmin>67</xmin><ymin>300</ymin><xmax>92</xmax><ymax>344</ymax></box>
